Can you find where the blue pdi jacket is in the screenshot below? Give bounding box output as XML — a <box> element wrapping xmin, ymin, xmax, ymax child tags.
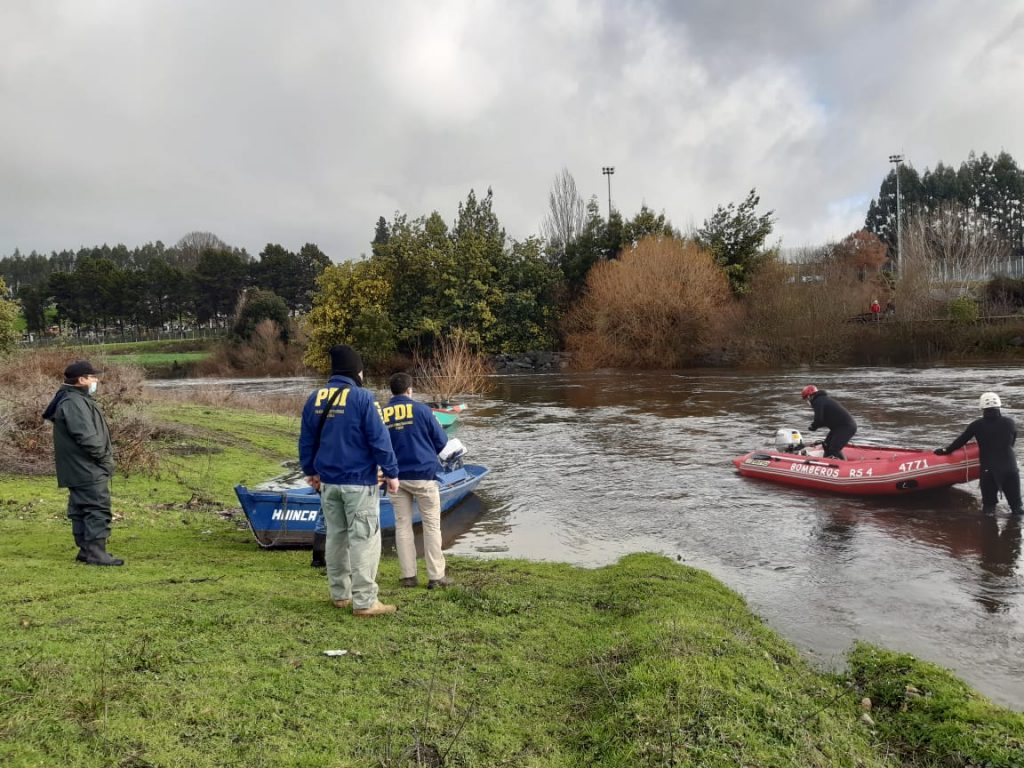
<box><xmin>298</xmin><ymin>375</ymin><xmax>398</xmax><ymax>485</ymax></box>
<box><xmin>383</xmin><ymin>395</ymin><xmax>450</xmax><ymax>480</ymax></box>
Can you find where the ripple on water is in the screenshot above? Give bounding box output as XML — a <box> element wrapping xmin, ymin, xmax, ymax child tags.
<box><xmin>152</xmin><ymin>369</ymin><xmax>1024</xmax><ymax>709</ymax></box>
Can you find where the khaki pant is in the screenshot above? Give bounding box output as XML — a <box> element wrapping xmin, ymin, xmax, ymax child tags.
<box><xmin>391</xmin><ymin>479</ymin><xmax>445</xmax><ymax>581</ymax></box>
<box><xmin>320</xmin><ymin>484</ymin><xmax>381</xmax><ymax>610</ymax></box>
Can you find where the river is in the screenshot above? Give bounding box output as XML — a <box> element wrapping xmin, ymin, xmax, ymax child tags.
<box><xmin>152</xmin><ymin>366</ymin><xmax>1024</xmax><ymax>709</ymax></box>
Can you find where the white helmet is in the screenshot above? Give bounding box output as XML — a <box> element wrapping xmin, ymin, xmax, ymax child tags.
<box><xmin>979</xmin><ymin>392</ymin><xmax>1002</xmax><ymax>410</ymax></box>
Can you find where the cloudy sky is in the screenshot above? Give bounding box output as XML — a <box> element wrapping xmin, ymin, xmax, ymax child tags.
<box><xmin>2</xmin><ymin>0</ymin><xmax>1022</xmax><ymax>261</ymax></box>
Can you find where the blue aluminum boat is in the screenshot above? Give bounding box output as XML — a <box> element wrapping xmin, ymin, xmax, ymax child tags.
<box><xmin>234</xmin><ymin>462</ymin><xmax>489</xmax><ymax>548</ymax></box>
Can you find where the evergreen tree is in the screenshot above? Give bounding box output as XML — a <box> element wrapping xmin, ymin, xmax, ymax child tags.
<box><xmin>192</xmin><ymin>248</ymin><xmax>249</xmax><ymax>325</ymax></box>
<box><xmin>372</xmin><ymin>217</ymin><xmax>390</xmax><ymax>250</ymax></box>
<box><xmin>696</xmin><ymin>189</ymin><xmax>776</xmax><ymax>295</ymax></box>
<box><xmin>866</xmin><ymin>151</ymin><xmax>1024</xmax><ymax>262</ymax></box>
<box><xmin>16</xmin><ymin>284</ymin><xmax>47</xmax><ymax>334</ymax></box>
<box><xmin>0</xmin><ymin>277</ymin><xmax>19</xmax><ymax>353</ymax></box>
<box><xmin>232</xmin><ymin>289</ymin><xmax>291</xmax><ymax>342</ymax></box>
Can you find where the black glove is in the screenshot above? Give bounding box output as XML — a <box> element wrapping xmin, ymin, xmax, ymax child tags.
<box><xmin>934</xmin><ymin>447</ymin><xmax>948</xmax><ymax>456</ymax></box>
<box><xmin>809</xmin><ymin>423</ymin><xmax>818</xmax><ymax>431</ymax></box>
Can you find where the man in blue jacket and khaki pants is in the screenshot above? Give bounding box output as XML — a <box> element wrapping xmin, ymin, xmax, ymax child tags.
<box><xmin>384</xmin><ymin>372</ymin><xmax>453</xmax><ymax>589</ymax></box>
<box><xmin>299</xmin><ymin>345</ymin><xmax>400</xmax><ymax>617</ymax></box>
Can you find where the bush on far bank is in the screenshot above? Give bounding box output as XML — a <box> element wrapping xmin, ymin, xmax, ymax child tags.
<box><xmin>566</xmin><ymin>237</ymin><xmax>737</xmax><ymax>369</ymax></box>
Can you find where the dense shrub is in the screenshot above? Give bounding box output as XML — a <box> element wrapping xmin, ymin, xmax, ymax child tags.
<box><xmin>740</xmin><ymin>253</ymin><xmax>876</xmax><ymax>365</ymax></box>
<box><xmin>984</xmin><ymin>275</ymin><xmax>1024</xmax><ymax>314</ymax></box>
<box><xmin>946</xmin><ymin>296</ymin><xmax>980</xmax><ymax>324</ymax></box>
<box><xmin>565</xmin><ymin>237</ymin><xmax>737</xmax><ymax>369</ymax></box>
<box><xmin>231</xmin><ymin>289</ymin><xmax>290</xmax><ymax>342</ymax></box>
<box><xmin>0</xmin><ymin>349</ymin><xmax>158</xmax><ymax>475</ymax></box>
<box><xmin>197</xmin><ymin>320</ymin><xmax>309</xmax><ymax>377</ymax></box>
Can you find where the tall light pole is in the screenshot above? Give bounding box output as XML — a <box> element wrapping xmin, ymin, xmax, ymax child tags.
<box><xmin>889</xmin><ymin>154</ymin><xmax>904</xmax><ymax>278</ymax></box>
<box><xmin>602</xmin><ymin>166</ymin><xmax>615</xmax><ymax>220</ymax></box>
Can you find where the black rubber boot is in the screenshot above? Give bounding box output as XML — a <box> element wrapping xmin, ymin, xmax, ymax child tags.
<box><xmin>311</xmin><ymin>533</ymin><xmax>327</xmax><ymax>568</ymax></box>
<box><xmin>84</xmin><ymin>540</ymin><xmax>124</xmax><ymax>566</ymax></box>
<box><xmin>982</xmin><ymin>505</ymin><xmax>997</xmax><ymax>516</ymax></box>
<box><xmin>74</xmin><ymin>532</ymin><xmax>87</xmax><ymax>562</ymax></box>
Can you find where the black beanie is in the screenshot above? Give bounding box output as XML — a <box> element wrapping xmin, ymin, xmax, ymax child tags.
<box><xmin>329</xmin><ymin>344</ymin><xmax>363</xmax><ymax>379</ymax></box>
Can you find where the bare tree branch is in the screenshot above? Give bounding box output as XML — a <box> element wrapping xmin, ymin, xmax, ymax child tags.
<box><xmin>540</xmin><ymin>168</ymin><xmax>585</xmax><ymax>255</ymax></box>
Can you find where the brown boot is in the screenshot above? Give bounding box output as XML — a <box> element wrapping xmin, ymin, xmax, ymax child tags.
<box><xmin>353</xmin><ymin>601</ymin><xmax>397</xmax><ymax>618</ymax></box>
<box><xmin>332</xmin><ymin>598</ymin><xmax>352</xmax><ymax>609</ymax></box>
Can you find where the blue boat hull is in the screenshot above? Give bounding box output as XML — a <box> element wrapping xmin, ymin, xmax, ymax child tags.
<box><xmin>234</xmin><ymin>464</ymin><xmax>489</xmax><ymax>547</ymax></box>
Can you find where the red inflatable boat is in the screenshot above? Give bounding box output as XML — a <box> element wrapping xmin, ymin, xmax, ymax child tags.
<box><xmin>733</xmin><ymin>443</ymin><xmax>980</xmax><ymax>495</ymax></box>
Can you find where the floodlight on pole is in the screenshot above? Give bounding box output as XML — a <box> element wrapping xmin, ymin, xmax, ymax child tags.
<box><xmin>889</xmin><ymin>154</ymin><xmax>904</xmax><ymax>279</ymax></box>
<box><xmin>602</xmin><ymin>166</ymin><xmax>615</xmax><ymax>220</ymax></box>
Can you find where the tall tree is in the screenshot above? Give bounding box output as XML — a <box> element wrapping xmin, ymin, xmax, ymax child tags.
<box><xmin>174</xmin><ymin>231</ymin><xmax>228</xmax><ymax>269</ymax></box>
<box><xmin>372</xmin><ymin>217</ymin><xmax>391</xmax><ymax>250</ymax></box>
<box><xmin>560</xmin><ymin>197</ymin><xmax>608</xmax><ymax>298</ymax></box>
<box><xmin>622</xmin><ymin>204</ymin><xmax>677</xmax><ymax>249</ymax></box>
<box><xmin>140</xmin><ymin>258</ymin><xmax>188</xmax><ymax>328</ymax></box>
<box><xmin>489</xmin><ymin>237</ymin><xmax>561</xmax><ymax>352</ymax></box>
<box><xmin>252</xmin><ymin>244</ymin><xmax>302</xmax><ymax>309</ymax></box>
<box><xmin>866</xmin><ymin>151</ymin><xmax>1024</xmax><ymax>264</ymax></box>
<box><xmin>541</xmin><ymin>168</ymin><xmax>586</xmax><ymax>261</ymax></box>
<box><xmin>296</xmin><ymin>243</ymin><xmax>331</xmax><ymax>311</ymax></box>
<box><xmin>16</xmin><ymin>284</ymin><xmax>48</xmax><ymax>334</ymax></box>
<box><xmin>0</xmin><ymin>277</ymin><xmax>19</xmax><ymax>352</ymax></box>
<box><xmin>696</xmin><ymin>189</ymin><xmax>776</xmax><ymax>295</ymax></box>
<box><xmin>192</xmin><ymin>248</ymin><xmax>249</xmax><ymax>325</ymax></box>
<box><xmin>303</xmin><ymin>259</ymin><xmax>396</xmax><ymax>371</ymax></box>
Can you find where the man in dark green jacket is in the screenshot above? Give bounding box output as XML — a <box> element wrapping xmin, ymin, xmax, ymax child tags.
<box><xmin>42</xmin><ymin>360</ymin><xmax>122</xmax><ymax>566</ymax></box>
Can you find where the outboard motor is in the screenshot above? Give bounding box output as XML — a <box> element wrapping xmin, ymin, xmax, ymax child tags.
<box><xmin>774</xmin><ymin>428</ymin><xmax>806</xmax><ymax>454</ymax></box>
<box><xmin>439</xmin><ymin>438</ymin><xmax>468</xmax><ymax>471</ymax></box>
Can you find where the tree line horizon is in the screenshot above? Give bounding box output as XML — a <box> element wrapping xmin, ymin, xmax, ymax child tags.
<box><xmin>2</xmin><ymin>149</ymin><xmax>1023</xmax><ymax>366</ymax></box>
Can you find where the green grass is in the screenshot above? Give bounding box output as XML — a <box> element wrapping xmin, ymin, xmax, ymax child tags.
<box><xmin>91</xmin><ymin>339</ymin><xmax>217</xmax><ymax>354</ymax></box>
<box><xmin>97</xmin><ymin>351</ymin><xmax>210</xmax><ymax>367</ymax></box>
<box><xmin>2</xmin><ymin>402</ymin><xmax>1021</xmax><ymax>767</ymax></box>
<box><xmin>848</xmin><ymin>643</ymin><xmax>1024</xmax><ymax>767</ymax></box>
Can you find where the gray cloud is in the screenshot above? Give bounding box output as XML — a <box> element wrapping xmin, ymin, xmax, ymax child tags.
<box><xmin>1</xmin><ymin>0</ymin><xmax>1021</xmax><ymax>259</ymax></box>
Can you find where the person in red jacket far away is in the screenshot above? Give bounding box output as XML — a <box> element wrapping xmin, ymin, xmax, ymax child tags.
<box><xmin>870</xmin><ymin>298</ymin><xmax>881</xmax><ymax>321</ymax></box>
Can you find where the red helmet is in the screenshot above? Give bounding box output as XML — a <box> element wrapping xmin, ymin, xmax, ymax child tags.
<box><xmin>801</xmin><ymin>385</ymin><xmax>819</xmax><ymax>400</ymax></box>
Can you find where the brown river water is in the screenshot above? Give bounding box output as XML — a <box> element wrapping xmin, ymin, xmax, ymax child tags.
<box><xmin>152</xmin><ymin>367</ymin><xmax>1024</xmax><ymax>709</ymax></box>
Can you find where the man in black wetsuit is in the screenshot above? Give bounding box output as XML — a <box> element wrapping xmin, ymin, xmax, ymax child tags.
<box><xmin>801</xmin><ymin>385</ymin><xmax>857</xmax><ymax>460</ymax></box>
<box><xmin>935</xmin><ymin>392</ymin><xmax>1023</xmax><ymax>516</ymax></box>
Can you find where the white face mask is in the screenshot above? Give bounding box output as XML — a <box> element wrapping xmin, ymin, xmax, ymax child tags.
<box><xmin>87</xmin><ymin>381</ymin><xmax>98</xmax><ymax>395</ymax></box>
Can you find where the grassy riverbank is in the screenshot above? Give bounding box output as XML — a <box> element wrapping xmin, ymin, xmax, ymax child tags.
<box><xmin>2</xmin><ymin>400</ymin><xmax>1022</xmax><ymax>767</ymax></box>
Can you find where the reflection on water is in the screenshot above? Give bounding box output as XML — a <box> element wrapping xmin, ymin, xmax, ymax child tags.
<box><xmin>151</xmin><ymin>367</ymin><xmax>1024</xmax><ymax>709</ymax></box>
<box><xmin>381</xmin><ymin>495</ymin><xmax>488</xmax><ymax>556</ymax></box>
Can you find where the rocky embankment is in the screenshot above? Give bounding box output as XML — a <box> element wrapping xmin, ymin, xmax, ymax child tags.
<box><xmin>489</xmin><ymin>350</ymin><xmax>570</xmax><ymax>372</ymax></box>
